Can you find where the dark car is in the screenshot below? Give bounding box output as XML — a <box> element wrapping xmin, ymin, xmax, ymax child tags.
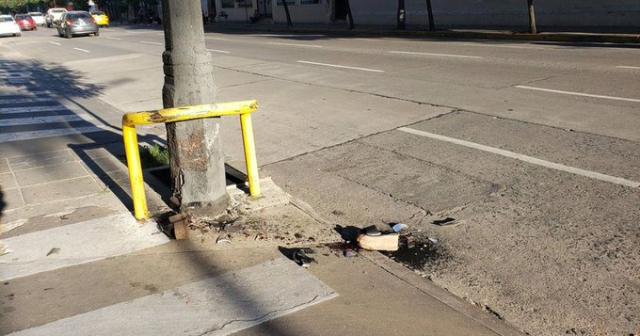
<box><xmin>14</xmin><ymin>14</ymin><xmax>37</xmax><ymax>31</ymax></box>
<box><xmin>56</xmin><ymin>11</ymin><xmax>98</xmax><ymax>38</ymax></box>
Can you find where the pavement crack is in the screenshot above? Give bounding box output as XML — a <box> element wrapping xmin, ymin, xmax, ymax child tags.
<box><xmin>195</xmin><ymin>294</ymin><xmax>321</xmax><ymax>336</ymax></box>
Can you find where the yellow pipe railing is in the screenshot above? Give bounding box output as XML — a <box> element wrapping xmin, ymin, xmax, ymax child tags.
<box><xmin>122</xmin><ymin>100</ymin><xmax>260</xmax><ymax>220</ymax></box>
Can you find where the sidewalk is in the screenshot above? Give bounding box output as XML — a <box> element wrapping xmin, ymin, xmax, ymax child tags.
<box><xmin>0</xmin><ymin>46</ymin><xmax>524</xmax><ymax>335</ymax></box>
<box><xmin>205</xmin><ymin>22</ymin><xmax>640</xmax><ymax>44</ymax></box>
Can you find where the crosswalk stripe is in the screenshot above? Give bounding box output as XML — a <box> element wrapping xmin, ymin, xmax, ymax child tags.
<box><xmin>7</xmin><ymin>258</ymin><xmax>337</xmax><ymax>336</ymax></box>
<box><xmin>0</xmin><ymin>213</ymin><xmax>169</xmax><ymax>281</ymax></box>
<box><xmin>0</xmin><ymin>90</ymin><xmax>51</xmax><ymax>97</ymax></box>
<box><xmin>0</xmin><ymin>98</ymin><xmax>55</xmax><ymax>104</ymax></box>
<box><xmin>0</xmin><ymin>105</ymin><xmax>68</xmax><ymax>113</ymax></box>
<box><xmin>0</xmin><ymin>114</ymin><xmax>94</xmax><ymax>126</ymax></box>
<box><xmin>0</xmin><ymin>125</ymin><xmax>107</xmax><ymax>143</ymax></box>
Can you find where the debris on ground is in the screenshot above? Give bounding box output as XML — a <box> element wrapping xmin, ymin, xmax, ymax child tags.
<box><xmin>357</xmin><ymin>232</ymin><xmax>399</xmax><ymax>251</ymax></box>
<box><xmin>431</xmin><ymin>217</ymin><xmax>457</xmax><ymax>226</ymax></box>
<box><xmin>343</xmin><ymin>247</ymin><xmax>358</xmax><ymax>257</ymax></box>
<box><xmin>169</xmin><ymin>213</ymin><xmax>191</xmax><ymax>240</ymax></box>
<box><xmin>292</xmin><ymin>248</ymin><xmax>316</xmax><ymax>268</ymax></box>
<box><xmin>364</xmin><ymin>225</ymin><xmax>381</xmax><ymax>236</ymax></box>
<box><xmin>215</xmin><ymin>235</ymin><xmax>232</xmax><ymax>244</ymax></box>
<box><xmin>391</xmin><ymin>223</ymin><xmax>409</xmax><ymax>233</ymax></box>
<box><xmin>0</xmin><ymin>243</ymin><xmax>11</xmax><ymax>256</ymax></box>
<box><xmin>46</xmin><ymin>247</ymin><xmax>60</xmax><ymax>256</ymax></box>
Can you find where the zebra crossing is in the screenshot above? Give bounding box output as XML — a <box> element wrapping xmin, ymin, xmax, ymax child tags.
<box><xmin>0</xmin><ymin>60</ymin><xmax>337</xmax><ymax>335</ymax></box>
<box><xmin>0</xmin><ymin>62</ymin><xmax>107</xmax><ymax>145</ymax></box>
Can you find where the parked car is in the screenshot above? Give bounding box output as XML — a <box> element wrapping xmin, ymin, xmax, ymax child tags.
<box><xmin>90</xmin><ymin>10</ymin><xmax>109</xmax><ymax>27</ymax></box>
<box><xmin>56</xmin><ymin>11</ymin><xmax>99</xmax><ymax>38</ymax></box>
<box><xmin>45</xmin><ymin>7</ymin><xmax>67</xmax><ymax>27</ymax></box>
<box><xmin>14</xmin><ymin>14</ymin><xmax>37</xmax><ymax>31</ymax></box>
<box><xmin>0</xmin><ymin>15</ymin><xmax>21</xmax><ymax>37</ymax></box>
<box><xmin>28</xmin><ymin>12</ymin><xmax>45</xmax><ymax>26</ymax></box>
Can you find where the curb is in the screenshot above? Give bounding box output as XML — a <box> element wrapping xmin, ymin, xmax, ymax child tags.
<box><xmin>360</xmin><ymin>250</ymin><xmax>527</xmax><ymax>336</ymax></box>
<box><xmin>206</xmin><ymin>24</ymin><xmax>640</xmax><ymax>44</ymax></box>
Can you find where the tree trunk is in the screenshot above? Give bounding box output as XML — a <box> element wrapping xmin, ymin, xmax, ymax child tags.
<box><xmin>397</xmin><ymin>0</ymin><xmax>405</xmax><ymax>30</ymax></box>
<box><xmin>345</xmin><ymin>0</ymin><xmax>354</xmax><ymax>30</ymax></box>
<box><xmin>282</xmin><ymin>0</ymin><xmax>292</xmax><ymax>26</ymax></box>
<box><xmin>162</xmin><ymin>0</ymin><xmax>228</xmax><ymax>216</ymax></box>
<box><xmin>527</xmin><ymin>0</ymin><xmax>537</xmax><ymax>34</ymax></box>
<box><xmin>426</xmin><ymin>0</ymin><xmax>434</xmax><ymax>31</ymax></box>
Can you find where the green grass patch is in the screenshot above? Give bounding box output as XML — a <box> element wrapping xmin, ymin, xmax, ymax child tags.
<box><xmin>139</xmin><ymin>144</ymin><xmax>170</xmax><ymax>169</ymax></box>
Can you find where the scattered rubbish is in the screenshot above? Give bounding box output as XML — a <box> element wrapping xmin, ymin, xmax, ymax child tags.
<box><xmin>0</xmin><ymin>243</ymin><xmax>11</xmax><ymax>256</ymax></box>
<box><xmin>428</xmin><ymin>237</ymin><xmax>439</xmax><ymax>244</ymax></box>
<box><xmin>431</xmin><ymin>217</ymin><xmax>457</xmax><ymax>226</ymax></box>
<box><xmin>0</xmin><ymin>219</ymin><xmax>26</xmax><ymax>234</ymax></box>
<box><xmin>357</xmin><ymin>233</ymin><xmax>399</xmax><ymax>251</ymax></box>
<box><xmin>364</xmin><ymin>225</ymin><xmax>381</xmax><ymax>236</ymax></box>
<box><xmin>391</xmin><ymin>223</ymin><xmax>409</xmax><ymax>233</ymax></box>
<box><xmin>343</xmin><ymin>248</ymin><xmax>357</xmax><ymax>258</ymax></box>
<box><xmin>169</xmin><ymin>213</ymin><xmax>190</xmax><ymax>240</ymax></box>
<box><xmin>293</xmin><ymin>248</ymin><xmax>316</xmax><ymax>268</ymax></box>
<box><xmin>223</xmin><ymin>223</ymin><xmax>241</xmax><ymax>233</ymax></box>
<box><xmin>216</xmin><ymin>235</ymin><xmax>232</xmax><ymax>244</ymax></box>
<box><xmin>331</xmin><ymin>209</ymin><xmax>345</xmax><ymax>216</ymax></box>
<box><xmin>46</xmin><ymin>247</ymin><xmax>60</xmax><ymax>256</ymax></box>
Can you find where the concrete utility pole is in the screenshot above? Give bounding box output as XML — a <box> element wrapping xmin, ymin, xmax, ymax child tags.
<box><xmin>425</xmin><ymin>0</ymin><xmax>435</xmax><ymax>31</ymax></box>
<box><xmin>527</xmin><ymin>0</ymin><xmax>537</xmax><ymax>34</ymax></box>
<box><xmin>162</xmin><ymin>0</ymin><xmax>228</xmax><ymax>215</ymax></box>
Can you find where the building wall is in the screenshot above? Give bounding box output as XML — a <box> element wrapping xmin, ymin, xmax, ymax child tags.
<box><xmin>215</xmin><ymin>0</ymin><xmax>640</xmax><ymax>28</ymax></box>
<box><xmin>272</xmin><ymin>0</ymin><xmax>332</xmax><ymax>24</ymax></box>
<box><xmin>215</xmin><ymin>0</ymin><xmax>258</xmax><ymax>22</ymax></box>
<box><xmin>350</xmin><ymin>0</ymin><xmax>640</xmax><ymax>28</ymax></box>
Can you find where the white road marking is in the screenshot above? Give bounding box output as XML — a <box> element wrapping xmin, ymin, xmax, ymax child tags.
<box><xmin>207</xmin><ymin>48</ymin><xmax>231</xmax><ymax>54</ymax></box>
<box><xmin>0</xmin><ymin>105</ymin><xmax>67</xmax><ymax>114</ymax></box>
<box><xmin>616</xmin><ymin>65</ymin><xmax>640</xmax><ymax>70</ymax></box>
<box><xmin>8</xmin><ymin>258</ymin><xmax>336</xmax><ymax>336</ymax></box>
<box><xmin>63</xmin><ymin>53</ymin><xmax>143</xmax><ymax>66</ymax></box>
<box><xmin>268</xmin><ymin>42</ymin><xmax>323</xmax><ymax>48</ymax></box>
<box><xmin>0</xmin><ymin>114</ymin><xmax>93</xmax><ymax>126</ymax></box>
<box><xmin>140</xmin><ymin>40</ymin><xmax>162</xmax><ymax>46</ymax></box>
<box><xmin>0</xmin><ymin>97</ymin><xmax>54</xmax><ymax>104</ymax></box>
<box><xmin>206</xmin><ymin>36</ymin><xmax>230</xmax><ymax>41</ymax></box>
<box><xmin>389</xmin><ymin>50</ymin><xmax>483</xmax><ymax>59</ymax></box>
<box><xmin>515</xmin><ymin>85</ymin><xmax>640</xmax><ymax>103</ymax></box>
<box><xmin>398</xmin><ymin>127</ymin><xmax>640</xmax><ymax>188</ymax></box>
<box><xmin>458</xmin><ymin>42</ymin><xmax>547</xmax><ymax>50</ymax></box>
<box><xmin>73</xmin><ymin>47</ymin><xmax>90</xmax><ymax>53</ymax></box>
<box><xmin>0</xmin><ymin>126</ymin><xmax>106</xmax><ymax>143</ymax></box>
<box><xmin>0</xmin><ymin>213</ymin><xmax>169</xmax><ymax>281</ymax></box>
<box><xmin>102</xmin><ymin>36</ymin><xmax>122</xmax><ymax>40</ymax></box>
<box><xmin>297</xmin><ymin>60</ymin><xmax>384</xmax><ymax>73</ymax></box>
<box><xmin>48</xmin><ymin>41</ymin><xmax>61</xmax><ymax>46</ymax></box>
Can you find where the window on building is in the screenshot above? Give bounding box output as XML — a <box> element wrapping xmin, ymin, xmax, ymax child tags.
<box><xmin>301</xmin><ymin>0</ymin><xmax>319</xmax><ymax>3</ymax></box>
<box><xmin>221</xmin><ymin>0</ymin><xmax>234</xmax><ymax>8</ymax></box>
<box><xmin>237</xmin><ymin>0</ymin><xmax>252</xmax><ymax>7</ymax></box>
<box><xmin>277</xmin><ymin>0</ymin><xmax>295</xmax><ymax>5</ymax></box>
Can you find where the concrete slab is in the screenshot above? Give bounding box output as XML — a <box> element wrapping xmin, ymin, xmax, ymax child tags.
<box><xmin>1</xmin><ymin>188</ymin><xmax>24</xmax><ymax>211</ymax></box>
<box><xmin>0</xmin><ymin>159</ymin><xmax>10</xmax><ymax>174</ymax></box>
<box><xmin>20</xmin><ymin>176</ymin><xmax>103</xmax><ymax>205</ymax></box>
<box><xmin>8</xmin><ymin>150</ymin><xmax>78</xmax><ymax>171</ymax></box>
<box><xmin>7</xmin><ymin>258</ymin><xmax>336</xmax><ymax>336</ymax></box>
<box><xmin>0</xmin><ymin>172</ymin><xmax>17</xmax><ymax>190</ymax></box>
<box><xmin>0</xmin><ymin>213</ymin><xmax>170</xmax><ymax>281</ymax></box>
<box><xmin>13</xmin><ymin>161</ymin><xmax>89</xmax><ymax>187</ymax></box>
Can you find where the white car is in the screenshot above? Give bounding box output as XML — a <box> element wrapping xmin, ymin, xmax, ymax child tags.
<box><xmin>0</xmin><ymin>15</ymin><xmax>21</xmax><ymax>37</ymax></box>
<box><xmin>45</xmin><ymin>8</ymin><xmax>67</xmax><ymax>27</ymax></box>
<box><xmin>28</xmin><ymin>12</ymin><xmax>46</xmax><ymax>26</ymax></box>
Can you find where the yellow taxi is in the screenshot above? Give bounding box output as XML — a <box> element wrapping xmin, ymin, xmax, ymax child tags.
<box><xmin>90</xmin><ymin>10</ymin><xmax>109</xmax><ymax>27</ymax></box>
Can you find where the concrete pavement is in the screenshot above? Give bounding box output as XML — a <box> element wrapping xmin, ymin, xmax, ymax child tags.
<box><xmin>1</xmin><ymin>25</ymin><xmax>639</xmax><ymax>335</ymax></box>
<box><xmin>0</xmin><ymin>39</ymin><xmax>525</xmax><ymax>336</ymax></box>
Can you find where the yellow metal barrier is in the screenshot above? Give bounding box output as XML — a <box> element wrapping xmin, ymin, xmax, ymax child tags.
<box><xmin>122</xmin><ymin>100</ymin><xmax>260</xmax><ymax>220</ymax></box>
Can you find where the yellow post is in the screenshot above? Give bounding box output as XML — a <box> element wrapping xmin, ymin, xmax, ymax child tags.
<box><xmin>123</xmin><ymin>124</ymin><xmax>149</xmax><ymax>220</ymax></box>
<box><xmin>240</xmin><ymin>113</ymin><xmax>261</xmax><ymax>197</ymax></box>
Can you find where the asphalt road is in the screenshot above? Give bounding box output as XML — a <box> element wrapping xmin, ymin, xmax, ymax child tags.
<box><xmin>1</xmin><ymin>25</ymin><xmax>639</xmax><ymax>336</ymax></box>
